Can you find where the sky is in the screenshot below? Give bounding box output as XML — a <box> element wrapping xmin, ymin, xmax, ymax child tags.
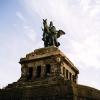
<box><xmin>0</xmin><ymin>0</ymin><xmax>100</xmax><ymax>90</ymax></box>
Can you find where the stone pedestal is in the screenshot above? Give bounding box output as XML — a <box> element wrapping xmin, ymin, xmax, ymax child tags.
<box><xmin>19</xmin><ymin>46</ymin><xmax>79</xmax><ymax>83</ymax></box>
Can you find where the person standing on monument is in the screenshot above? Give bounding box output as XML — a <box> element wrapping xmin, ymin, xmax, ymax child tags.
<box><xmin>49</xmin><ymin>21</ymin><xmax>59</xmax><ymax>47</ymax></box>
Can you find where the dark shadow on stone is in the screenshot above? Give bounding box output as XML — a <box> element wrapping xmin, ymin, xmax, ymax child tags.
<box><xmin>27</xmin><ymin>67</ymin><xmax>33</xmax><ymax>80</ymax></box>
<box><xmin>36</xmin><ymin>66</ymin><xmax>41</xmax><ymax>78</ymax></box>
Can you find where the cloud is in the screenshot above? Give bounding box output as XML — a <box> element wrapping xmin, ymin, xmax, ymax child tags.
<box><xmin>16</xmin><ymin>11</ymin><xmax>26</xmax><ymax>22</ymax></box>
<box><xmin>79</xmin><ymin>0</ymin><xmax>100</xmax><ymax>17</ymax></box>
<box><xmin>69</xmin><ymin>34</ymin><xmax>100</xmax><ymax>69</ymax></box>
<box><xmin>89</xmin><ymin>4</ymin><xmax>100</xmax><ymax>17</ymax></box>
<box><xmin>23</xmin><ymin>25</ymin><xmax>37</xmax><ymax>42</ymax></box>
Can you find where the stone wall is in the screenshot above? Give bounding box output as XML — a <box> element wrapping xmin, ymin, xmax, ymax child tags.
<box><xmin>0</xmin><ymin>80</ymin><xmax>100</xmax><ymax>100</ymax></box>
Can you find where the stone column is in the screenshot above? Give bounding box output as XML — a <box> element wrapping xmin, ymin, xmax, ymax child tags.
<box><xmin>33</xmin><ymin>66</ymin><xmax>37</xmax><ymax>80</ymax></box>
<box><xmin>41</xmin><ymin>64</ymin><xmax>45</xmax><ymax>78</ymax></box>
<box><xmin>20</xmin><ymin>64</ymin><xmax>28</xmax><ymax>81</ymax></box>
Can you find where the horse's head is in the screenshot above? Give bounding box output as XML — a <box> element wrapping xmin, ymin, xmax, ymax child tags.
<box><xmin>43</xmin><ymin>19</ymin><xmax>47</xmax><ymax>26</ymax></box>
<box><xmin>42</xmin><ymin>19</ymin><xmax>50</xmax><ymax>33</ymax></box>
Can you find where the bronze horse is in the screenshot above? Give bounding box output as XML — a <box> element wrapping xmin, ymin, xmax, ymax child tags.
<box><xmin>42</xmin><ymin>19</ymin><xmax>51</xmax><ymax>47</ymax></box>
<box><xmin>42</xmin><ymin>19</ymin><xmax>65</xmax><ymax>47</ymax></box>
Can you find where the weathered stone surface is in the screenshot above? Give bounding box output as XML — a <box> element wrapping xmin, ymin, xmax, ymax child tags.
<box><xmin>0</xmin><ymin>46</ymin><xmax>100</xmax><ymax>100</ymax></box>
<box><xmin>19</xmin><ymin>46</ymin><xmax>79</xmax><ymax>83</ymax></box>
<box><xmin>77</xmin><ymin>85</ymin><xmax>100</xmax><ymax>99</ymax></box>
<box><xmin>0</xmin><ymin>80</ymin><xmax>100</xmax><ymax>100</ymax></box>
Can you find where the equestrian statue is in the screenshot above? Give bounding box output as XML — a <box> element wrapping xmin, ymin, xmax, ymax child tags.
<box><xmin>42</xmin><ymin>19</ymin><xmax>65</xmax><ymax>47</ymax></box>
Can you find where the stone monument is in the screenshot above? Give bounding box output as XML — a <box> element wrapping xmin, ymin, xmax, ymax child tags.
<box><xmin>0</xmin><ymin>19</ymin><xmax>100</xmax><ymax>100</ymax></box>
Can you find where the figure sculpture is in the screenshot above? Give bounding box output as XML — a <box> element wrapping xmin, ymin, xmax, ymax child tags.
<box><xmin>42</xmin><ymin>19</ymin><xmax>65</xmax><ymax>47</ymax></box>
